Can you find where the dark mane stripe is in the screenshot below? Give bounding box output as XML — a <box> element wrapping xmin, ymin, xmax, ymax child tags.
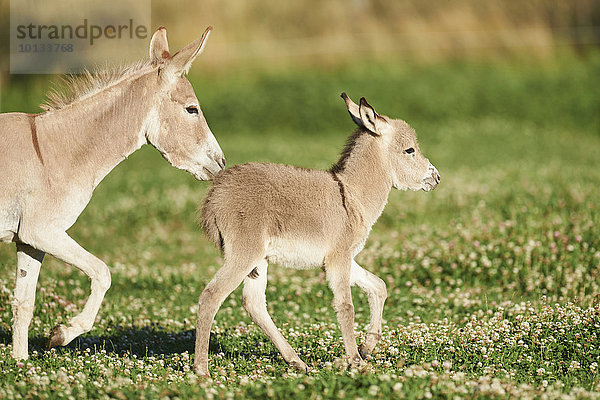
<box><xmin>330</xmin><ymin>171</ymin><xmax>348</xmax><ymax>215</ymax></box>
<box><xmin>330</xmin><ymin>129</ymin><xmax>364</xmax><ymax>174</ymax></box>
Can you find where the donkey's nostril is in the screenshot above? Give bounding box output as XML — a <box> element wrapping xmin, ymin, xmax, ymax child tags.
<box><xmin>218</xmin><ymin>157</ymin><xmax>226</xmax><ymax>170</ymax></box>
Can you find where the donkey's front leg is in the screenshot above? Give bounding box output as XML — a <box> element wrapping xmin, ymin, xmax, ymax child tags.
<box><xmin>11</xmin><ymin>243</ymin><xmax>44</xmax><ymax>359</ymax></box>
<box><xmin>25</xmin><ymin>230</ymin><xmax>111</xmax><ymax>347</ymax></box>
<box><xmin>350</xmin><ymin>260</ymin><xmax>387</xmax><ymax>358</ymax></box>
<box><xmin>326</xmin><ymin>255</ymin><xmax>363</xmax><ymax>367</ymax></box>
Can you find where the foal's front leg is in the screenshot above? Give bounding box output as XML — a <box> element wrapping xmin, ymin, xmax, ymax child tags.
<box><xmin>325</xmin><ymin>255</ymin><xmax>363</xmax><ymax>367</ymax></box>
<box><xmin>350</xmin><ymin>260</ymin><xmax>387</xmax><ymax>358</ymax></box>
<box><xmin>24</xmin><ymin>230</ymin><xmax>111</xmax><ymax>347</ymax></box>
<box><xmin>11</xmin><ymin>243</ymin><xmax>44</xmax><ymax>360</ymax></box>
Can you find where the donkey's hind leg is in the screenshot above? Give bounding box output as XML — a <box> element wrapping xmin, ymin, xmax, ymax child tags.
<box><xmin>24</xmin><ymin>230</ymin><xmax>111</xmax><ymax>348</ymax></box>
<box><xmin>242</xmin><ymin>260</ymin><xmax>307</xmax><ymax>372</ymax></box>
<box><xmin>350</xmin><ymin>260</ymin><xmax>387</xmax><ymax>358</ymax></box>
<box><xmin>11</xmin><ymin>243</ymin><xmax>44</xmax><ymax>360</ymax></box>
<box><xmin>194</xmin><ymin>243</ymin><xmax>264</xmax><ymax>377</ymax></box>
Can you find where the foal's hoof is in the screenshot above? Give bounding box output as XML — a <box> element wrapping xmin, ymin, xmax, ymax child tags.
<box><xmin>333</xmin><ymin>355</ymin><xmax>365</xmax><ymax>371</ymax></box>
<box><xmin>47</xmin><ymin>324</ymin><xmax>67</xmax><ymax>349</ymax></box>
<box><xmin>289</xmin><ymin>359</ymin><xmax>308</xmax><ymax>373</ymax></box>
<box><xmin>193</xmin><ymin>365</ymin><xmax>211</xmax><ymax>379</ymax></box>
<box><xmin>348</xmin><ymin>355</ymin><xmax>366</xmax><ymax>370</ymax></box>
<box><xmin>359</xmin><ymin>333</ymin><xmax>381</xmax><ymax>358</ymax></box>
<box><xmin>358</xmin><ymin>343</ymin><xmax>375</xmax><ymax>359</ymax></box>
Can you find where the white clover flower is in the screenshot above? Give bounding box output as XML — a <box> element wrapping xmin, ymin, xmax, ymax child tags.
<box><xmin>569</xmin><ymin>361</ymin><xmax>581</xmax><ymax>370</ymax></box>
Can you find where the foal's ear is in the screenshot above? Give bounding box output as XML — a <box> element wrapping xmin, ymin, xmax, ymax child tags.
<box><xmin>341</xmin><ymin>93</ymin><xmax>386</xmax><ymax>136</ymax></box>
<box><xmin>165</xmin><ymin>26</ymin><xmax>212</xmax><ymax>77</ymax></box>
<box><xmin>150</xmin><ymin>27</ymin><xmax>170</xmax><ymax>65</ymax></box>
<box><xmin>341</xmin><ymin>92</ymin><xmax>363</xmax><ymax>127</ymax></box>
<box><xmin>359</xmin><ymin>97</ymin><xmax>386</xmax><ymax>136</ymax></box>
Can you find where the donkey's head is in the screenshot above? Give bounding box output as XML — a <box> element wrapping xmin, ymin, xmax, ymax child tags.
<box><xmin>144</xmin><ymin>27</ymin><xmax>225</xmax><ymax>180</ymax></box>
<box><xmin>342</xmin><ymin>93</ymin><xmax>440</xmax><ymax>191</ymax></box>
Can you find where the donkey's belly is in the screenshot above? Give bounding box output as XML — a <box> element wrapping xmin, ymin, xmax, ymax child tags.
<box><xmin>0</xmin><ymin>202</ymin><xmax>19</xmax><ymax>242</ymax></box>
<box><xmin>266</xmin><ymin>237</ymin><xmax>327</xmax><ymax>269</ymax></box>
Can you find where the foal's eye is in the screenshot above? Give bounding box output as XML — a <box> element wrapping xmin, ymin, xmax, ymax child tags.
<box><xmin>405</xmin><ymin>147</ymin><xmax>415</xmax><ymax>154</ymax></box>
<box><xmin>186</xmin><ymin>106</ymin><xmax>199</xmax><ymax>114</ymax></box>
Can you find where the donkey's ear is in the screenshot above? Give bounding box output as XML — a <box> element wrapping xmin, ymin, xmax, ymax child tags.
<box><xmin>341</xmin><ymin>92</ymin><xmax>364</xmax><ymax>128</ymax></box>
<box><xmin>359</xmin><ymin>97</ymin><xmax>385</xmax><ymax>136</ymax></box>
<box><xmin>165</xmin><ymin>26</ymin><xmax>212</xmax><ymax>77</ymax></box>
<box><xmin>150</xmin><ymin>27</ymin><xmax>170</xmax><ymax>65</ymax></box>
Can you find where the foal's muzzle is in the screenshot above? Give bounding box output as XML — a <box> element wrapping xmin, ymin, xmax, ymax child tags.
<box><xmin>422</xmin><ymin>163</ymin><xmax>441</xmax><ymax>191</ymax></box>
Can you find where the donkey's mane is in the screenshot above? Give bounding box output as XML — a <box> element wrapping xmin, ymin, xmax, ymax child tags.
<box><xmin>41</xmin><ymin>59</ymin><xmax>152</xmax><ymax>111</ymax></box>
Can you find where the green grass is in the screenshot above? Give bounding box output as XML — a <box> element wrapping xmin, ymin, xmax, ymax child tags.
<box><xmin>1</xmin><ymin>54</ymin><xmax>599</xmax><ymax>399</ymax></box>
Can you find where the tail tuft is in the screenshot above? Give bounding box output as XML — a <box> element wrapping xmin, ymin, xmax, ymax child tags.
<box><xmin>200</xmin><ymin>191</ymin><xmax>224</xmax><ymax>252</ymax></box>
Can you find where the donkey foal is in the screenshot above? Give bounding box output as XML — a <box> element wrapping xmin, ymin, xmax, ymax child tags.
<box><xmin>194</xmin><ymin>93</ymin><xmax>440</xmax><ymax>376</ymax></box>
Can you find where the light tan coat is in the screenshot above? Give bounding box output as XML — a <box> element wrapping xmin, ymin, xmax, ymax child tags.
<box><xmin>194</xmin><ymin>94</ymin><xmax>440</xmax><ymax>376</ymax></box>
<box><xmin>1</xmin><ymin>27</ymin><xmax>225</xmax><ymax>360</ymax></box>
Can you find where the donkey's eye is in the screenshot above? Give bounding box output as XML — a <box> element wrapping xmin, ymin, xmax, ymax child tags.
<box><xmin>186</xmin><ymin>106</ymin><xmax>199</xmax><ymax>114</ymax></box>
<box><xmin>405</xmin><ymin>147</ymin><xmax>415</xmax><ymax>154</ymax></box>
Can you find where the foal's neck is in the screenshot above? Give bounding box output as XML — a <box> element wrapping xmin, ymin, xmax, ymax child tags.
<box><xmin>333</xmin><ymin>132</ymin><xmax>392</xmax><ymax>227</ymax></box>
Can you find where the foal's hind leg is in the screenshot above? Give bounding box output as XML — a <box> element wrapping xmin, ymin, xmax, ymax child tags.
<box><xmin>242</xmin><ymin>260</ymin><xmax>307</xmax><ymax>372</ymax></box>
<box><xmin>23</xmin><ymin>230</ymin><xmax>111</xmax><ymax>347</ymax></box>
<box><xmin>194</xmin><ymin>246</ymin><xmax>263</xmax><ymax>377</ymax></box>
<box><xmin>11</xmin><ymin>243</ymin><xmax>44</xmax><ymax>359</ymax></box>
<box><xmin>350</xmin><ymin>260</ymin><xmax>387</xmax><ymax>358</ymax></box>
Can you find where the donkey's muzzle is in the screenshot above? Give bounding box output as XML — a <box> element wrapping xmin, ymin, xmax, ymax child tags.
<box><xmin>217</xmin><ymin>156</ymin><xmax>226</xmax><ymax>171</ymax></box>
<box><xmin>203</xmin><ymin>155</ymin><xmax>226</xmax><ymax>178</ymax></box>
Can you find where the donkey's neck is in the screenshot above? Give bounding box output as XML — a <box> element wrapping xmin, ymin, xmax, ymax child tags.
<box><xmin>334</xmin><ymin>132</ymin><xmax>393</xmax><ymax>227</ymax></box>
<box><xmin>37</xmin><ymin>70</ymin><xmax>154</xmax><ymax>189</ymax></box>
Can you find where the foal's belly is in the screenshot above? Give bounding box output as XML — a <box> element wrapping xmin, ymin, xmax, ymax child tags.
<box><xmin>266</xmin><ymin>237</ymin><xmax>327</xmax><ymax>269</ymax></box>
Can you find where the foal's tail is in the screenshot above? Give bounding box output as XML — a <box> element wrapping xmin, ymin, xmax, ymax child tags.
<box><xmin>200</xmin><ymin>189</ymin><xmax>225</xmax><ymax>252</ymax></box>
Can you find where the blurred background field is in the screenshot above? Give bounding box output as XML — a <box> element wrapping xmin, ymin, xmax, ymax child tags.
<box><xmin>0</xmin><ymin>0</ymin><xmax>600</xmax><ymax>398</ymax></box>
<box><xmin>1</xmin><ymin>0</ymin><xmax>600</xmax><ymax>73</ymax></box>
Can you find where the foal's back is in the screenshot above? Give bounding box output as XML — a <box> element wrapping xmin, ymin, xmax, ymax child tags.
<box><xmin>201</xmin><ymin>162</ymin><xmax>349</xmax><ymax>265</ymax></box>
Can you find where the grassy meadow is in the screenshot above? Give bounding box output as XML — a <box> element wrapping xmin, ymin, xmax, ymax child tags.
<box><xmin>0</xmin><ymin>54</ymin><xmax>599</xmax><ymax>398</ymax></box>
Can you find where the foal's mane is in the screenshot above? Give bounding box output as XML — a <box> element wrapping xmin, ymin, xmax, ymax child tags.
<box><xmin>41</xmin><ymin>59</ymin><xmax>152</xmax><ymax>112</ymax></box>
<box><xmin>330</xmin><ymin>129</ymin><xmax>368</xmax><ymax>174</ymax></box>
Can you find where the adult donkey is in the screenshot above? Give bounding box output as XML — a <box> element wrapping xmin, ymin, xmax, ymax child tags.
<box><xmin>0</xmin><ymin>26</ymin><xmax>225</xmax><ymax>360</ymax></box>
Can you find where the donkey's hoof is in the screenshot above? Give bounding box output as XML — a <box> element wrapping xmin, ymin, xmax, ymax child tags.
<box><xmin>289</xmin><ymin>359</ymin><xmax>308</xmax><ymax>373</ymax></box>
<box><xmin>47</xmin><ymin>324</ymin><xmax>67</xmax><ymax>349</ymax></box>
